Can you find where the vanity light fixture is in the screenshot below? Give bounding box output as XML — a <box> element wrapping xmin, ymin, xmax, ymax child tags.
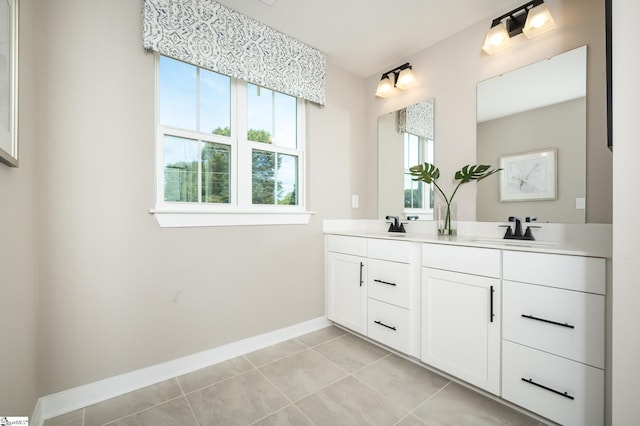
<box><xmin>375</xmin><ymin>63</ymin><xmax>416</xmax><ymax>98</ymax></box>
<box><xmin>482</xmin><ymin>0</ymin><xmax>556</xmax><ymax>55</ymax></box>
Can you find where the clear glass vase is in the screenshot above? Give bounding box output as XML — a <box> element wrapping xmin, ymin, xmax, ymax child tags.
<box><xmin>436</xmin><ymin>201</ymin><xmax>457</xmax><ymax>236</ymax></box>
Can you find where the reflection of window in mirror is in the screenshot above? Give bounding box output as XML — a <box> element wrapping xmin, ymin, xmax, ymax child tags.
<box><xmin>403</xmin><ymin>132</ymin><xmax>434</xmax><ymax>217</ymax></box>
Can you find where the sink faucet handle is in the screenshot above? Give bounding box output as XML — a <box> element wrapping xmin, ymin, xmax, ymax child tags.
<box><xmin>526</xmin><ymin>216</ymin><xmax>537</xmax><ymax>222</ymax></box>
<box><xmin>499</xmin><ymin>224</ymin><xmax>513</xmax><ymax>238</ymax></box>
<box><xmin>523</xmin><ymin>224</ymin><xmax>541</xmax><ymax>240</ymax></box>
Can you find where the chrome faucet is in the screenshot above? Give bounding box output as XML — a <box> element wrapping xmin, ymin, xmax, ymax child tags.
<box><xmin>385</xmin><ymin>215</ymin><xmax>406</xmax><ymax>233</ymax></box>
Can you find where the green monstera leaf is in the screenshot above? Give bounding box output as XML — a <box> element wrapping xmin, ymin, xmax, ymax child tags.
<box><xmin>409</xmin><ymin>163</ymin><xmax>440</xmax><ymax>184</ymax></box>
<box><xmin>408</xmin><ymin>162</ymin><xmax>501</xmax><ymax>208</ymax></box>
<box><xmin>455</xmin><ymin>164</ymin><xmax>501</xmax><ymax>184</ymax></box>
<box><xmin>408</xmin><ymin>162</ymin><xmax>500</xmax><ymax>235</ymax></box>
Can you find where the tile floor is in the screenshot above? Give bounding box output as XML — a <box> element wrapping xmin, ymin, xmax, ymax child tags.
<box><xmin>44</xmin><ymin>326</ymin><xmax>545</xmax><ymax>426</ymax></box>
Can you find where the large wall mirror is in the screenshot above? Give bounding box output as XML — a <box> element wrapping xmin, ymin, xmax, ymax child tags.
<box><xmin>476</xmin><ymin>46</ymin><xmax>587</xmax><ymax>223</ymax></box>
<box><xmin>377</xmin><ymin>99</ymin><xmax>435</xmax><ymax>220</ymax></box>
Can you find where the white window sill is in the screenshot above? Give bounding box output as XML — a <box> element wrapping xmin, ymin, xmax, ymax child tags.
<box><xmin>149</xmin><ymin>208</ymin><xmax>315</xmax><ymax>228</ymax></box>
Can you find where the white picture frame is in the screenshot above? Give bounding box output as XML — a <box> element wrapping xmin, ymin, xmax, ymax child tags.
<box><xmin>499</xmin><ymin>148</ymin><xmax>557</xmax><ymax>202</ymax></box>
<box><xmin>0</xmin><ymin>0</ymin><xmax>18</xmax><ymax>167</ymax></box>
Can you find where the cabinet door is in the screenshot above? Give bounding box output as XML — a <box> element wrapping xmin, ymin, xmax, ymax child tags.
<box><xmin>327</xmin><ymin>252</ymin><xmax>367</xmax><ymax>334</ymax></box>
<box><xmin>422</xmin><ymin>268</ymin><xmax>501</xmax><ymax>395</ymax></box>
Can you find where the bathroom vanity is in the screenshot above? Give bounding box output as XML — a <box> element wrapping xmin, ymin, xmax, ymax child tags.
<box><xmin>325</xmin><ymin>222</ymin><xmax>610</xmax><ymax>426</ymax></box>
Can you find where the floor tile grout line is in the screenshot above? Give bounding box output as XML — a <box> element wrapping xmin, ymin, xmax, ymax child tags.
<box><xmin>298</xmin><ymin>329</ymin><xmax>348</xmax><ymax>349</ymax></box>
<box><xmin>94</xmin><ymin>393</ymin><xmax>190</xmax><ymax>426</ymax></box>
<box><xmin>246</xmin><ymin>343</ymin><xmax>312</xmax><ymax>369</ymax></box>
<box><xmin>409</xmin><ymin>379</ymin><xmax>453</xmax><ymax>422</ymax></box>
<box><xmin>253</xmin><ymin>367</ymin><xmax>318</xmax><ymax>426</ymax></box>
<box><xmin>348</xmin><ymin>371</ymin><xmax>414</xmax><ymax>420</ymax></box>
<box><xmin>177</xmin><ymin>360</ymin><xmax>258</xmax><ymax>396</ymax></box>
<box><xmin>175</xmin><ymin>375</ymin><xmax>201</xmax><ymax>426</ymax></box>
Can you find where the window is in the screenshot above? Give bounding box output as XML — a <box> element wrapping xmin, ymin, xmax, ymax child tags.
<box><xmin>153</xmin><ymin>55</ymin><xmax>310</xmax><ymax>227</ymax></box>
<box><xmin>403</xmin><ymin>132</ymin><xmax>434</xmax><ymax>218</ymax></box>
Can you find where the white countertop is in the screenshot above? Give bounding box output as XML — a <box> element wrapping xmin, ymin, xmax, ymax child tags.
<box><xmin>323</xmin><ymin>220</ymin><xmax>612</xmax><ymax>258</ymax></box>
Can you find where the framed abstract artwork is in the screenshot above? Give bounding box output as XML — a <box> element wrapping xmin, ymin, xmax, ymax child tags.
<box><xmin>0</xmin><ymin>0</ymin><xmax>18</xmax><ymax>167</ymax></box>
<box><xmin>499</xmin><ymin>148</ymin><xmax>557</xmax><ymax>202</ymax></box>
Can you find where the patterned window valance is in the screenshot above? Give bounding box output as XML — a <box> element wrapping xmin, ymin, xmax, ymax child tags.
<box><xmin>142</xmin><ymin>0</ymin><xmax>326</xmax><ymax>105</ymax></box>
<box><xmin>397</xmin><ymin>100</ymin><xmax>434</xmax><ymax>140</ymax></box>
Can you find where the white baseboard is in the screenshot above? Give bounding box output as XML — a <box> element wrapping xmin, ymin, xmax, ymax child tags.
<box><xmin>31</xmin><ymin>316</ymin><xmax>331</xmax><ymax>425</ymax></box>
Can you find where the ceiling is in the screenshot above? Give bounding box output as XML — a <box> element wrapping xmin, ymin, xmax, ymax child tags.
<box><xmin>214</xmin><ymin>0</ymin><xmax>521</xmax><ymax>78</ymax></box>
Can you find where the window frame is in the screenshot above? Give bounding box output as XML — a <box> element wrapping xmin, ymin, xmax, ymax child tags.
<box><xmin>403</xmin><ymin>133</ymin><xmax>435</xmax><ymax>220</ymax></box>
<box><xmin>151</xmin><ymin>54</ymin><xmax>312</xmax><ymax>227</ymax></box>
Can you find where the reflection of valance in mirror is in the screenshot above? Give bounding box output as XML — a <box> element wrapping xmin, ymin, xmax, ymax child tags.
<box><xmin>397</xmin><ymin>101</ymin><xmax>434</xmax><ymax>139</ymax></box>
<box><xmin>142</xmin><ymin>0</ymin><xmax>326</xmax><ymax>105</ymax></box>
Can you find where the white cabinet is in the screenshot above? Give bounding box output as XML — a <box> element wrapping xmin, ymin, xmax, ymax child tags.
<box><xmin>421</xmin><ymin>244</ymin><xmax>501</xmax><ymax>395</ymax></box>
<box><xmin>327</xmin><ymin>236</ymin><xmax>367</xmax><ymax>334</ymax></box>
<box><xmin>326</xmin><ymin>235</ymin><xmax>420</xmax><ymax>356</ymax></box>
<box><xmin>501</xmin><ymin>251</ymin><xmax>606</xmax><ymax>426</ymax></box>
<box><xmin>366</xmin><ymin>238</ymin><xmax>419</xmax><ymax>356</ymax></box>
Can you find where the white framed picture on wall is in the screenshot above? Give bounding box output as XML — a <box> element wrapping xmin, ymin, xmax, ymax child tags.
<box><xmin>499</xmin><ymin>148</ymin><xmax>557</xmax><ymax>201</ymax></box>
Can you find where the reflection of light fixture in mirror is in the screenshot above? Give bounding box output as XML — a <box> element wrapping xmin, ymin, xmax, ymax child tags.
<box><xmin>375</xmin><ymin>63</ymin><xmax>416</xmax><ymax>97</ymax></box>
<box><xmin>482</xmin><ymin>0</ymin><xmax>556</xmax><ymax>55</ymax></box>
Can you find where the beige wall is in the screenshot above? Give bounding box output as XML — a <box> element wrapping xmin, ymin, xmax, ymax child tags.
<box><xmin>0</xmin><ymin>0</ymin><xmax>39</xmax><ymax>415</ymax></box>
<box><xmin>31</xmin><ymin>0</ymin><xmax>365</xmax><ymax>395</ymax></box>
<box><xmin>612</xmin><ymin>0</ymin><xmax>640</xmax><ymax>423</ymax></box>
<box><xmin>364</xmin><ymin>0</ymin><xmax>612</xmax><ymax>224</ymax></box>
<box><xmin>477</xmin><ymin>98</ymin><xmax>586</xmax><ymax>223</ymax></box>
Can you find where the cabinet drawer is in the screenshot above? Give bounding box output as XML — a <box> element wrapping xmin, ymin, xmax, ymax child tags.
<box><xmin>368</xmin><ymin>238</ymin><xmax>411</xmax><ymax>263</ymax></box>
<box><xmin>503</xmin><ymin>281</ymin><xmax>605</xmax><ymax>368</ymax></box>
<box><xmin>503</xmin><ymin>251</ymin><xmax>605</xmax><ymax>294</ymax></box>
<box><xmin>502</xmin><ymin>340</ymin><xmax>604</xmax><ymax>426</ymax></box>
<box><xmin>422</xmin><ymin>243</ymin><xmax>500</xmax><ymax>278</ymax></box>
<box><xmin>368</xmin><ymin>259</ymin><xmax>411</xmax><ymax>308</ymax></box>
<box><xmin>327</xmin><ymin>235</ymin><xmax>367</xmax><ymax>257</ymax></box>
<box><xmin>367</xmin><ymin>298</ymin><xmax>411</xmax><ymax>354</ymax></box>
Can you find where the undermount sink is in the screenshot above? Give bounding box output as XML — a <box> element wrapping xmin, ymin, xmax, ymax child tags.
<box><xmin>366</xmin><ymin>232</ymin><xmax>408</xmax><ymax>238</ymax></box>
<box><xmin>471</xmin><ymin>238</ymin><xmax>558</xmax><ymax>248</ymax></box>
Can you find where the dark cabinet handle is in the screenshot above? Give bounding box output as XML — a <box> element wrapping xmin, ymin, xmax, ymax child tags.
<box><xmin>521</xmin><ymin>314</ymin><xmax>575</xmax><ymax>329</ymax></box>
<box><xmin>490</xmin><ymin>286</ymin><xmax>495</xmax><ymax>323</ymax></box>
<box><xmin>359</xmin><ymin>262</ymin><xmax>364</xmax><ymax>287</ymax></box>
<box><xmin>374</xmin><ymin>279</ymin><xmax>397</xmax><ymax>286</ymax></box>
<box><xmin>521</xmin><ymin>378</ymin><xmax>575</xmax><ymax>400</ymax></box>
<box><xmin>374</xmin><ymin>320</ymin><xmax>396</xmax><ymax>331</ymax></box>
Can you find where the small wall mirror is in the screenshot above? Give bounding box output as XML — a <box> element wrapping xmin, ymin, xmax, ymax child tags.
<box><xmin>476</xmin><ymin>46</ymin><xmax>587</xmax><ymax>223</ymax></box>
<box><xmin>377</xmin><ymin>99</ymin><xmax>435</xmax><ymax>220</ymax></box>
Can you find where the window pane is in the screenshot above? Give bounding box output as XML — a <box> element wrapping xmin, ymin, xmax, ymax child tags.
<box><xmin>247</xmin><ymin>84</ymin><xmax>273</xmax><ymax>144</ymax></box>
<box><xmin>247</xmin><ymin>85</ymin><xmax>297</xmax><ymax>148</ymax></box>
<box><xmin>159</xmin><ymin>56</ymin><xmax>197</xmax><ymax>131</ymax></box>
<box><xmin>252</xmin><ymin>149</ymin><xmax>275</xmax><ymax>204</ymax></box>
<box><xmin>164</xmin><ymin>135</ymin><xmax>199</xmax><ymax>202</ymax></box>
<box><xmin>404</xmin><ymin>175</ymin><xmax>423</xmax><ymax>209</ymax></box>
<box><xmin>274</xmin><ymin>92</ymin><xmax>297</xmax><ymax>149</ymax></box>
<box><xmin>251</xmin><ymin>150</ymin><xmax>299</xmax><ymax>205</ymax></box>
<box><xmin>200</xmin><ymin>69</ymin><xmax>231</xmax><ymax>136</ymax></box>
<box><xmin>277</xmin><ymin>154</ymin><xmax>298</xmax><ymax>205</ymax></box>
<box><xmin>202</xmin><ymin>142</ymin><xmax>230</xmax><ymax>204</ymax></box>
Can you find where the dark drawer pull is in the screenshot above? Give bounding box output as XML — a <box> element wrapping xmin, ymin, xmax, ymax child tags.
<box><xmin>521</xmin><ymin>377</ymin><xmax>575</xmax><ymax>400</ymax></box>
<box><xmin>374</xmin><ymin>279</ymin><xmax>397</xmax><ymax>286</ymax></box>
<box><xmin>374</xmin><ymin>320</ymin><xmax>396</xmax><ymax>331</ymax></box>
<box><xmin>521</xmin><ymin>314</ymin><xmax>575</xmax><ymax>329</ymax></box>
